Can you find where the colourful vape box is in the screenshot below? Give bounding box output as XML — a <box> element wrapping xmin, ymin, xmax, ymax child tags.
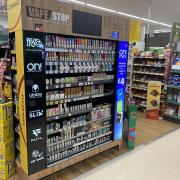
<box><xmin>0</xmin><ymin>102</ymin><xmax>13</xmax><ymax>125</ymax></box>
<box><xmin>0</xmin><ymin>124</ymin><xmax>14</xmax><ymax>142</ymax></box>
<box><xmin>0</xmin><ymin>154</ymin><xmax>15</xmax><ymax>179</ymax></box>
<box><xmin>0</xmin><ymin>139</ymin><xmax>14</xmax><ymax>156</ymax></box>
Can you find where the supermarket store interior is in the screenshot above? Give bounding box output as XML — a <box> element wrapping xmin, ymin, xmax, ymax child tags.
<box><xmin>0</xmin><ymin>0</ymin><xmax>180</xmax><ymax>179</ymax></box>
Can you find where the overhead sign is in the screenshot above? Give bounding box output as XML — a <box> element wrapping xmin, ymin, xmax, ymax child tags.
<box><xmin>114</xmin><ymin>41</ymin><xmax>129</xmax><ymax>141</ymax></box>
<box><xmin>129</xmin><ymin>19</ymin><xmax>141</xmax><ymax>42</ymax></box>
<box><xmin>26</xmin><ymin>6</ymin><xmax>70</xmax><ymax>23</ymax></box>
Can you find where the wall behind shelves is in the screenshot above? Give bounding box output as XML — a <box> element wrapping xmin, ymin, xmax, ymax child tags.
<box><xmin>19</xmin><ymin>0</ymin><xmax>130</xmax><ymax>40</ymax></box>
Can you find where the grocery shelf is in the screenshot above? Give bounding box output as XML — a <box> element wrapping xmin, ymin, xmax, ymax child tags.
<box><xmin>134</xmin><ymin>56</ymin><xmax>165</xmax><ymax>60</ymax></box>
<box><xmin>3</xmin><ymin>75</ymin><xmax>11</xmax><ymax>81</ymax></box>
<box><xmin>11</xmin><ymin>66</ymin><xmax>17</xmax><ymax>71</ymax></box>
<box><xmin>133</xmin><ymin>71</ymin><xmax>164</xmax><ymax>76</ymax></box>
<box><xmin>133</xmin><ymin>64</ymin><xmax>164</xmax><ymax>68</ymax></box>
<box><xmin>166</xmin><ymin>100</ymin><xmax>180</xmax><ymax>106</ymax></box>
<box><xmin>164</xmin><ymin>115</ymin><xmax>180</xmax><ymax>121</ymax></box>
<box><xmin>132</xmin><ymin>86</ymin><xmax>147</xmax><ymax>91</ymax></box>
<box><xmin>170</xmin><ymin>70</ymin><xmax>180</xmax><ymax>74</ymax></box>
<box><xmin>167</xmin><ymin>85</ymin><xmax>180</xmax><ymax>90</ymax></box>
<box><xmin>11</xmin><ymin>50</ymin><xmax>16</xmax><ymax>54</ymax></box>
<box><xmin>132</xmin><ymin>94</ymin><xmax>147</xmax><ymax>99</ymax></box>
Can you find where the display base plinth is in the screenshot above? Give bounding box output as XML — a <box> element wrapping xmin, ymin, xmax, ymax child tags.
<box><xmin>16</xmin><ymin>140</ymin><xmax>122</xmax><ymax>180</ymax></box>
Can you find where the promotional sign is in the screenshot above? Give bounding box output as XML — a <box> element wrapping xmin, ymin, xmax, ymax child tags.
<box><xmin>129</xmin><ymin>19</ymin><xmax>141</xmax><ymax>42</ymax></box>
<box><xmin>23</xmin><ymin>30</ymin><xmax>47</xmax><ymax>174</ymax></box>
<box><xmin>146</xmin><ymin>81</ymin><xmax>162</xmax><ymax>120</ymax></box>
<box><xmin>114</xmin><ymin>41</ymin><xmax>129</xmax><ymax>141</ymax></box>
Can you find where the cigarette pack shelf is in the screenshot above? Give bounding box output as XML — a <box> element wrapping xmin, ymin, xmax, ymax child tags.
<box><xmin>45</xmin><ymin>34</ymin><xmax>116</xmax><ymax>165</ymax></box>
<box><xmin>164</xmin><ymin>51</ymin><xmax>180</xmax><ymax>123</ymax></box>
<box><xmin>131</xmin><ymin>48</ymin><xmax>171</xmax><ymax>112</ymax></box>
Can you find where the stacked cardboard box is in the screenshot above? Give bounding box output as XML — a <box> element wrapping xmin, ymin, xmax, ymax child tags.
<box><xmin>0</xmin><ymin>102</ymin><xmax>14</xmax><ymax>179</ymax></box>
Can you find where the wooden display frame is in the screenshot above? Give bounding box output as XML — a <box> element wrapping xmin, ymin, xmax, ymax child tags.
<box><xmin>16</xmin><ymin>140</ymin><xmax>122</xmax><ymax>180</ymax></box>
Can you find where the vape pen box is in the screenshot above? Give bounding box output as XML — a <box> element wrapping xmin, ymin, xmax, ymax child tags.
<box><xmin>0</xmin><ymin>102</ymin><xmax>13</xmax><ymax>125</ymax></box>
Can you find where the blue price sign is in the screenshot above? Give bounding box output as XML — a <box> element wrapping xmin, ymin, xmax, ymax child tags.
<box><xmin>114</xmin><ymin>41</ymin><xmax>129</xmax><ymax>141</ymax></box>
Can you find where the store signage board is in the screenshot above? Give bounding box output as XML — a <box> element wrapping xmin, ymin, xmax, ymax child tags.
<box><xmin>23</xmin><ymin>30</ymin><xmax>47</xmax><ymax>174</ymax></box>
<box><xmin>114</xmin><ymin>41</ymin><xmax>128</xmax><ymax>141</ymax></box>
<box><xmin>146</xmin><ymin>81</ymin><xmax>161</xmax><ymax>120</ymax></box>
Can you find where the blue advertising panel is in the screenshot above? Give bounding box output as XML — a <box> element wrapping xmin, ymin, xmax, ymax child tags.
<box><xmin>114</xmin><ymin>41</ymin><xmax>129</xmax><ymax>141</ymax></box>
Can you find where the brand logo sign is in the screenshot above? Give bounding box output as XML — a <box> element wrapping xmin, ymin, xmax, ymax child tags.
<box><xmin>27</xmin><ymin>63</ymin><xmax>42</xmax><ymax>73</ymax></box>
<box><xmin>31</xmin><ymin>128</ymin><xmax>43</xmax><ymax>142</ymax></box>
<box><xmin>29</xmin><ymin>84</ymin><xmax>43</xmax><ymax>99</ymax></box>
<box><xmin>26</xmin><ymin>6</ymin><xmax>70</xmax><ymax>23</ymax></box>
<box><xmin>29</xmin><ymin>109</ymin><xmax>44</xmax><ymax>119</ymax></box>
<box><xmin>26</xmin><ymin>38</ymin><xmax>44</xmax><ymax>49</ymax></box>
<box><xmin>119</xmin><ymin>49</ymin><xmax>128</xmax><ymax>59</ymax></box>
<box><xmin>31</xmin><ymin>150</ymin><xmax>44</xmax><ymax>164</ymax></box>
<box><xmin>114</xmin><ymin>41</ymin><xmax>129</xmax><ymax>141</ymax></box>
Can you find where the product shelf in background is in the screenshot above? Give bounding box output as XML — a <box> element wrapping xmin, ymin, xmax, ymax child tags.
<box><xmin>164</xmin><ymin>114</ymin><xmax>180</xmax><ymax>121</ymax></box>
<box><xmin>167</xmin><ymin>85</ymin><xmax>180</xmax><ymax>90</ymax></box>
<box><xmin>166</xmin><ymin>100</ymin><xmax>180</xmax><ymax>106</ymax></box>
<box><xmin>134</xmin><ymin>56</ymin><xmax>165</xmax><ymax>60</ymax></box>
<box><xmin>133</xmin><ymin>64</ymin><xmax>165</xmax><ymax>68</ymax></box>
<box><xmin>132</xmin><ymin>94</ymin><xmax>147</xmax><ymax>99</ymax></box>
<box><xmin>170</xmin><ymin>70</ymin><xmax>180</xmax><ymax>74</ymax></box>
<box><xmin>133</xmin><ymin>71</ymin><xmax>164</xmax><ymax>76</ymax></box>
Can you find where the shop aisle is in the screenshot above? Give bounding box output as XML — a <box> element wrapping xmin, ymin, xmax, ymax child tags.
<box><xmin>75</xmin><ymin>128</ymin><xmax>180</xmax><ymax>180</ymax></box>
<box><xmin>39</xmin><ymin>113</ymin><xmax>179</xmax><ymax>180</ymax></box>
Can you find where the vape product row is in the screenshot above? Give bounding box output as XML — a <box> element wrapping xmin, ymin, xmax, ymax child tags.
<box><xmin>46</xmin><ymin>73</ymin><xmax>114</xmax><ymax>89</ymax></box>
<box><xmin>88</xmin><ymin>104</ymin><xmax>111</xmax><ymax>120</ymax></box>
<box><xmin>46</xmin><ymin>61</ymin><xmax>114</xmax><ymax>74</ymax></box>
<box><xmin>46</xmin><ymin>85</ymin><xmax>104</xmax><ymax>101</ymax></box>
<box><xmin>47</xmin><ymin>105</ymin><xmax>111</xmax><ymax>138</ymax></box>
<box><xmin>47</xmin><ymin>134</ymin><xmax>111</xmax><ymax>164</ymax></box>
<box><xmin>46</xmin><ymin>102</ymin><xmax>93</xmax><ymax>118</ymax></box>
<box><xmin>47</xmin><ymin>126</ymin><xmax>111</xmax><ymax>146</ymax></box>
<box><xmin>45</xmin><ymin>34</ymin><xmax>116</xmax><ymax>50</ymax></box>
<box><xmin>45</xmin><ymin>51</ymin><xmax>115</xmax><ymax>62</ymax></box>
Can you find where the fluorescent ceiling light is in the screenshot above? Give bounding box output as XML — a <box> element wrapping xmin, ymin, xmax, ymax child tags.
<box><xmin>154</xmin><ymin>29</ymin><xmax>171</xmax><ymax>33</ymax></box>
<box><xmin>68</xmin><ymin>0</ymin><xmax>85</xmax><ymax>5</ymax></box>
<box><xmin>59</xmin><ymin>0</ymin><xmax>172</xmax><ymax>27</ymax></box>
<box><xmin>86</xmin><ymin>4</ymin><xmax>117</xmax><ymax>13</ymax></box>
<box><xmin>140</xmin><ymin>18</ymin><xmax>172</xmax><ymax>27</ymax></box>
<box><xmin>117</xmin><ymin>12</ymin><xmax>140</xmax><ymax>19</ymax></box>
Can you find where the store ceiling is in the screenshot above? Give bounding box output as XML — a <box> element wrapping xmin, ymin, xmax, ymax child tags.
<box><xmin>77</xmin><ymin>0</ymin><xmax>180</xmax><ymax>31</ymax></box>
